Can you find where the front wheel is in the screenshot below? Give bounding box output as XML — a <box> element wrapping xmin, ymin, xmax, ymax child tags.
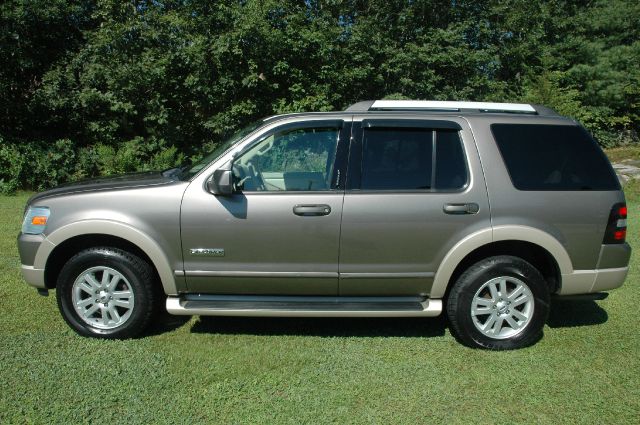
<box><xmin>56</xmin><ymin>247</ymin><xmax>156</xmax><ymax>339</ymax></box>
<box><xmin>446</xmin><ymin>255</ymin><xmax>550</xmax><ymax>350</ymax></box>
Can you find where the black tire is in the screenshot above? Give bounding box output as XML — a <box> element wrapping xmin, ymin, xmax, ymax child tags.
<box><xmin>446</xmin><ymin>255</ymin><xmax>550</xmax><ymax>350</ymax></box>
<box><xmin>56</xmin><ymin>247</ymin><xmax>156</xmax><ymax>339</ymax></box>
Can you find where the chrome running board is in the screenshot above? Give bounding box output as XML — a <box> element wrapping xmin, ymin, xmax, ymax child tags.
<box><xmin>166</xmin><ymin>295</ymin><xmax>442</xmax><ymax>317</ymax></box>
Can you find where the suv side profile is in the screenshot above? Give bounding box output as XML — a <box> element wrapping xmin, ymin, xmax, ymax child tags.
<box><xmin>17</xmin><ymin>100</ymin><xmax>631</xmax><ymax>350</ymax></box>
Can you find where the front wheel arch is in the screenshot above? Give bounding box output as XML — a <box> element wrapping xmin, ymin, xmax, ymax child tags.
<box><xmin>56</xmin><ymin>246</ymin><xmax>157</xmax><ymax>339</ymax></box>
<box><xmin>37</xmin><ymin>221</ymin><xmax>177</xmax><ymax>295</ymax></box>
<box><xmin>44</xmin><ymin>234</ymin><xmax>161</xmax><ymax>291</ymax></box>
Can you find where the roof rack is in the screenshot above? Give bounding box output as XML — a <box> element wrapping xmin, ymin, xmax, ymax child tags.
<box><xmin>345</xmin><ymin>100</ymin><xmax>558</xmax><ymax>116</ymax></box>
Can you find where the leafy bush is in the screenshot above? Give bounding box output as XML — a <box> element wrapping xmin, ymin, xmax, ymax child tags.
<box><xmin>0</xmin><ymin>139</ymin><xmax>24</xmax><ymax>194</ymax></box>
<box><xmin>522</xmin><ymin>71</ymin><xmax>635</xmax><ymax>147</ymax></box>
<box><xmin>0</xmin><ymin>137</ymin><xmax>183</xmax><ymax>194</ymax></box>
<box><xmin>0</xmin><ymin>139</ymin><xmax>75</xmax><ymax>194</ymax></box>
<box><xmin>32</xmin><ymin>139</ymin><xmax>77</xmax><ymax>190</ymax></box>
<box><xmin>1</xmin><ymin>0</ymin><xmax>638</xmax><ymax>193</ymax></box>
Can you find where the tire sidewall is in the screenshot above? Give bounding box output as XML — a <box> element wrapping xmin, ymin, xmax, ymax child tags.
<box><xmin>450</xmin><ymin>257</ymin><xmax>550</xmax><ymax>350</ymax></box>
<box><xmin>57</xmin><ymin>248</ymin><xmax>151</xmax><ymax>338</ymax></box>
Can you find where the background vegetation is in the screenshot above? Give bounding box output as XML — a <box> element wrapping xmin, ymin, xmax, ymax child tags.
<box><xmin>1</xmin><ymin>0</ymin><xmax>638</xmax><ymax>193</ymax></box>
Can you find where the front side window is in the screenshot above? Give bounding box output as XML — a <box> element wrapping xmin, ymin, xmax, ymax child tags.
<box><xmin>234</xmin><ymin>125</ymin><xmax>340</xmax><ymax>192</ymax></box>
<box><xmin>359</xmin><ymin>126</ymin><xmax>467</xmax><ymax>191</ymax></box>
<box><xmin>181</xmin><ymin>119</ymin><xmax>265</xmax><ymax>179</ymax></box>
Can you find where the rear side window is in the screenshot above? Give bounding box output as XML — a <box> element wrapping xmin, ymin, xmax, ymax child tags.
<box><xmin>491</xmin><ymin>124</ymin><xmax>619</xmax><ymax>191</ymax></box>
<box><xmin>435</xmin><ymin>130</ymin><xmax>467</xmax><ymax>190</ymax></box>
<box><xmin>359</xmin><ymin>127</ymin><xmax>467</xmax><ymax>191</ymax></box>
<box><xmin>361</xmin><ymin>128</ymin><xmax>432</xmax><ymax>190</ymax></box>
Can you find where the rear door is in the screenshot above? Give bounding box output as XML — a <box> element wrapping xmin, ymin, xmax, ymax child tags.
<box><xmin>338</xmin><ymin>116</ymin><xmax>491</xmax><ymax>296</ymax></box>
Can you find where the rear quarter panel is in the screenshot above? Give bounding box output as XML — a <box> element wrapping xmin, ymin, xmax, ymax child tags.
<box><xmin>468</xmin><ymin>115</ymin><xmax>624</xmax><ymax>270</ymax></box>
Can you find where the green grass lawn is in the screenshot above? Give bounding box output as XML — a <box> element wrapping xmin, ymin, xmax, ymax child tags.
<box><xmin>606</xmin><ymin>146</ymin><xmax>640</xmax><ymax>163</ymax></box>
<box><xmin>1</xmin><ymin>190</ymin><xmax>639</xmax><ymax>424</ymax></box>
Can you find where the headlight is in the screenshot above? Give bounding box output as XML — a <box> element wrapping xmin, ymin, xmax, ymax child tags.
<box><xmin>22</xmin><ymin>206</ymin><xmax>50</xmax><ymax>235</ymax></box>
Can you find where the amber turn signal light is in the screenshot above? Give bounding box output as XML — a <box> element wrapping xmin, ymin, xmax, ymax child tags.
<box><xmin>31</xmin><ymin>216</ymin><xmax>48</xmax><ymax>226</ymax></box>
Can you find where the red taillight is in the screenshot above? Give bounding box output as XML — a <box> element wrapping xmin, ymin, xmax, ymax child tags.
<box><xmin>619</xmin><ymin>206</ymin><xmax>627</xmax><ymax>218</ymax></box>
<box><xmin>614</xmin><ymin>229</ymin><xmax>626</xmax><ymax>240</ymax></box>
<box><xmin>604</xmin><ymin>203</ymin><xmax>627</xmax><ymax>244</ymax></box>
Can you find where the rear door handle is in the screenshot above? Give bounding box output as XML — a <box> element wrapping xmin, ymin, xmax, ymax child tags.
<box><xmin>293</xmin><ymin>204</ymin><xmax>331</xmax><ymax>216</ymax></box>
<box><xmin>443</xmin><ymin>203</ymin><xmax>479</xmax><ymax>215</ymax></box>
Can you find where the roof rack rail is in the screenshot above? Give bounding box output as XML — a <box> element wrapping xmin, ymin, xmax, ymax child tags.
<box><xmin>344</xmin><ymin>100</ymin><xmax>558</xmax><ymax>116</ymax></box>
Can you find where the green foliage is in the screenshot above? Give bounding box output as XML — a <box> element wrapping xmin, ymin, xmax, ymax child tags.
<box><xmin>1</xmin><ymin>0</ymin><xmax>638</xmax><ymax>191</ymax></box>
<box><xmin>0</xmin><ymin>139</ymin><xmax>24</xmax><ymax>194</ymax></box>
<box><xmin>95</xmin><ymin>138</ymin><xmax>184</xmax><ymax>175</ymax></box>
<box><xmin>0</xmin><ymin>137</ymin><xmax>182</xmax><ymax>194</ymax></box>
<box><xmin>0</xmin><ymin>0</ymin><xmax>96</xmax><ymax>140</ymax></box>
<box><xmin>536</xmin><ymin>0</ymin><xmax>640</xmax><ymax>146</ymax></box>
<box><xmin>521</xmin><ymin>71</ymin><xmax>622</xmax><ymax>147</ymax></box>
<box><xmin>0</xmin><ymin>139</ymin><xmax>78</xmax><ymax>194</ymax></box>
<box><xmin>33</xmin><ymin>139</ymin><xmax>76</xmax><ymax>190</ymax></box>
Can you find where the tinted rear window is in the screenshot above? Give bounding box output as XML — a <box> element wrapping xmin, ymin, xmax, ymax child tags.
<box><xmin>435</xmin><ymin>130</ymin><xmax>467</xmax><ymax>190</ymax></box>
<box><xmin>491</xmin><ymin>124</ymin><xmax>619</xmax><ymax>191</ymax></box>
<box><xmin>361</xmin><ymin>128</ymin><xmax>432</xmax><ymax>190</ymax></box>
<box><xmin>359</xmin><ymin>127</ymin><xmax>467</xmax><ymax>191</ymax></box>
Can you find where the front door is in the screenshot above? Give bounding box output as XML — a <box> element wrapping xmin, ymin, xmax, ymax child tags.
<box><xmin>180</xmin><ymin>119</ymin><xmax>350</xmax><ymax>295</ymax></box>
<box><xmin>338</xmin><ymin>117</ymin><xmax>491</xmax><ymax>296</ymax></box>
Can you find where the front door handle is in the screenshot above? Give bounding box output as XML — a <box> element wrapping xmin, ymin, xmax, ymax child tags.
<box><xmin>443</xmin><ymin>203</ymin><xmax>479</xmax><ymax>215</ymax></box>
<box><xmin>293</xmin><ymin>204</ymin><xmax>332</xmax><ymax>216</ymax></box>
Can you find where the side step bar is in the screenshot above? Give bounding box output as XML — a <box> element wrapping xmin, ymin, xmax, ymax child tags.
<box><xmin>166</xmin><ymin>295</ymin><xmax>443</xmax><ymax>317</ymax></box>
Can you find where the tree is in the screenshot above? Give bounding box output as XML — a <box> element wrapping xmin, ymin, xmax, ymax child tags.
<box><xmin>0</xmin><ymin>0</ymin><xmax>638</xmax><ymax>192</ymax></box>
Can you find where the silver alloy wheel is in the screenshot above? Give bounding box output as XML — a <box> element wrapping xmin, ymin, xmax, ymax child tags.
<box><xmin>71</xmin><ymin>266</ymin><xmax>135</xmax><ymax>330</ymax></box>
<box><xmin>470</xmin><ymin>276</ymin><xmax>534</xmax><ymax>340</ymax></box>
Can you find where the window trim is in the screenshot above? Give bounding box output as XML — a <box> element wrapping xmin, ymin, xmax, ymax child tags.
<box><xmin>363</xmin><ymin>119</ymin><xmax>462</xmax><ymax>131</ymax></box>
<box><xmin>231</xmin><ymin>119</ymin><xmax>351</xmax><ymax>194</ymax></box>
<box><xmin>346</xmin><ymin>119</ymin><xmax>470</xmax><ymax>193</ymax></box>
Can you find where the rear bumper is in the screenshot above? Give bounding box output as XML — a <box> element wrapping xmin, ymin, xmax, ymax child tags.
<box><xmin>559</xmin><ymin>267</ymin><xmax>629</xmax><ymax>295</ymax></box>
<box><xmin>597</xmin><ymin>243</ymin><xmax>631</xmax><ymax>269</ymax></box>
<box><xmin>559</xmin><ymin>242</ymin><xmax>631</xmax><ymax>296</ymax></box>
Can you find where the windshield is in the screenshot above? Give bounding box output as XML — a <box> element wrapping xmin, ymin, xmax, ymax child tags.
<box><xmin>180</xmin><ymin>119</ymin><xmax>265</xmax><ymax>179</ymax></box>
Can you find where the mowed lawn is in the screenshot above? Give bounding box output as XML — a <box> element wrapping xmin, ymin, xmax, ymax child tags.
<box><xmin>1</xmin><ymin>191</ymin><xmax>639</xmax><ymax>424</ymax></box>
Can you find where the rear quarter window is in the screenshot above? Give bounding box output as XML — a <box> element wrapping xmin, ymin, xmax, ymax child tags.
<box><xmin>491</xmin><ymin>124</ymin><xmax>620</xmax><ymax>191</ymax></box>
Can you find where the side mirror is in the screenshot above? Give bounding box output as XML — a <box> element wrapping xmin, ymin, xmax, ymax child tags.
<box><xmin>206</xmin><ymin>162</ymin><xmax>234</xmax><ymax>196</ymax></box>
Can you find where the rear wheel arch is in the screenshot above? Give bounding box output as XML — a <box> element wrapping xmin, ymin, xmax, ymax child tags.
<box><xmin>431</xmin><ymin>226</ymin><xmax>571</xmax><ymax>299</ymax></box>
<box><xmin>446</xmin><ymin>255</ymin><xmax>550</xmax><ymax>349</ymax></box>
<box><xmin>444</xmin><ymin>240</ymin><xmax>561</xmax><ymax>300</ymax></box>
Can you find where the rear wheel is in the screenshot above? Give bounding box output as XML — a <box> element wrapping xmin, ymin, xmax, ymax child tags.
<box><xmin>56</xmin><ymin>247</ymin><xmax>156</xmax><ymax>339</ymax></box>
<box><xmin>446</xmin><ymin>255</ymin><xmax>550</xmax><ymax>350</ymax></box>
